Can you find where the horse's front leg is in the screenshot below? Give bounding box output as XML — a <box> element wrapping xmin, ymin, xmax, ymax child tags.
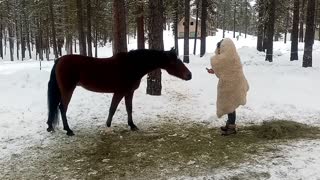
<box><xmin>125</xmin><ymin>91</ymin><xmax>138</xmax><ymax>131</ymax></box>
<box><xmin>106</xmin><ymin>93</ymin><xmax>124</xmax><ymax>128</ymax></box>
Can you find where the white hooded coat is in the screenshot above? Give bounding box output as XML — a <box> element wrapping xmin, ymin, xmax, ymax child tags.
<box><xmin>210</xmin><ymin>38</ymin><xmax>249</xmax><ymax>118</ymax></box>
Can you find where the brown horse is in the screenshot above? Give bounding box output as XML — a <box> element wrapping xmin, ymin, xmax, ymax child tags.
<box><xmin>47</xmin><ymin>48</ymin><xmax>192</xmax><ymax>136</ymax></box>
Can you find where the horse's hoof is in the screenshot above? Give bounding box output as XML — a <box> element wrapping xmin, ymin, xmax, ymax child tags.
<box><xmin>106</xmin><ymin>121</ymin><xmax>111</xmax><ymax>128</ymax></box>
<box><xmin>130</xmin><ymin>126</ymin><xmax>139</xmax><ymax>131</ymax></box>
<box><xmin>66</xmin><ymin>131</ymin><xmax>75</xmax><ymax>136</ymax></box>
<box><xmin>47</xmin><ymin>127</ymin><xmax>54</xmax><ymax>132</ymax></box>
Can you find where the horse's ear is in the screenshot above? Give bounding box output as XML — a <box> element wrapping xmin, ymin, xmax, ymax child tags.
<box><xmin>170</xmin><ymin>47</ymin><xmax>177</xmax><ymax>55</ymax></box>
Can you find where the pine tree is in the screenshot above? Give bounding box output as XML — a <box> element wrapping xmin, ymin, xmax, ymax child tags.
<box><xmin>173</xmin><ymin>0</ymin><xmax>179</xmax><ymax>55</ymax></box>
<box><xmin>299</xmin><ymin>0</ymin><xmax>306</xmax><ymax>42</ymax></box>
<box><xmin>183</xmin><ymin>0</ymin><xmax>190</xmax><ymax>63</ymax></box>
<box><xmin>48</xmin><ymin>0</ymin><xmax>58</xmax><ymax>58</ymax></box>
<box><xmin>302</xmin><ymin>0</ymin><xmax>315</xmax><ymax>67</ymax></box>
<box><xmin>265</xmin><ymin>0</ymin><xmax>276</xmax><ymax>62</ymax></box>
<box><xmin>146</xmin><ymin>0</ymin><xmax>164</xmax><ymax>96</ymax></box>
<box><xmin>136</xmin><ymin>0</ymin><xmax>145</xmax><ymax>49</ymax></box>
<box><xmin>87</xmin><ymin>0</ymin><xmax>93</xmax><ymax>57</ymax></box>
<box><xmin>233</xmin><ymin>0</ymin><xmax>237</xmax><ymax>38</ymax></box>
<box><xmin>256</xmin><ymin>0</ymin><xmax>264</xmax><ymax>51</ymax></box>
<box><xmin>77</xmin><ymin>0</ymin><xmax>87</xmax><ymax>56</ymax></box>
<box><xmin>193</xmin><ymin>0</ymin><xmax>200</xmax><ymax>55</ymax></box>
<box><xmin>112</xmin><ymin>0</ymin><xmax>127</xmax><ymax>54</ymax></box>
<box><xmin>200</xmin><ymin>0</ymin><xmax>207</xmax><ymax>57</ymax></box>
<box><xmin>291</xmin><ymin>0</ymin><xmax>300</xmax><ymax>61</ymax></box>
<box><xmin>0</xmin><ymin>11</ymin><xmax>3</xmax><ymax>59</ymax></box>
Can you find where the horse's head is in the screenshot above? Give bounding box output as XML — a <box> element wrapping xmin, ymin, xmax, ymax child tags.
<box><xmin>162</xmin><ymin>48</ymin><xmax>192</xmax><ymax>81</ymax></box>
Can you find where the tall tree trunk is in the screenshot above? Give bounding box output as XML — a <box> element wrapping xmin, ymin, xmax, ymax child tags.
<box><xmin>48</xmin><ymin>0</ymin><xmax>58</xmax><ymax>58</ymax></box>
<box><xmin>284</xmin><ymin>7</ymin><xmax>290</xmax><ymax>44</ymax></box>
<box><xmin>94</xmin><ymin>0</ymin><xmax>98</xmax><ymax>57</ymax></box>
<box><xmin>257</xmin><ymin>0</ymin><xmax>264</xmax><ymax>51</ymax></box>
<box><xmin>113</xmin><ymin>0</ymin><xmax>127</xmax><ymax>54</ymax></box>
<box><xmin>35</xmin><ymin>9</ymin><xmax>43</xmax><ymax>61</ymax></box>
<box><xmin>216</xmin><ymin>7</ymin><xmax>220</xmax><ymax>29</ymax></box>
<box><xmin>146</xmin><ymin>0</ymin><xmax>164</xmax><ymax>96</ymax></box>
<box><xmin>265</xmin><ymin>0</ymin><xmax>276</xmax><ymax>62</ymax></box>
<box><xmin>319</xmin><ymin>2</ymin><xmax>320</xmax><ymax>41</ymax></box>
<box><xmin>25</xmin><ymin>24</ymin><xmax>32</xmax><ymax>59</ymax></box>
<box><xmin>136</xmin><ymin>0</ymin><xmax>145</xmax><ymax>49</ymax></box>
<box><xmin>31</xmin><ymin>29</ymin><xmax>34</xmax><ymax>52</ymax></box>
<box><xmin>66</xmin><ymin>36</ymin><xmax>73</xmax><ymax>55</ymax></box>
<box><xmin>193</xmin><ymin>0</ymin><xmax>200</xmax><ymax>55</ymax></box>
<box><xmin>302</xmin><ymin>0</ymin><xmax>315</xmax><ymax>67</ymax></box>
<box><xmin>173</xmin><ymin>1</ymin><xmax>179</xmax><ymax>55</ymax></box>
<box><xmin>315</xmin><ymin>0</ymin><xmax>319</xmax><ymax>40</ymax></box>
<box><xmin>291</xmin><ymin>0</ymin><xmax>300</xmax><ymax>61</ymax></box>
<box><xmin>94</xmin><ymin>28</ymin><xmax>98</xmax><ymax>57</ymax></box>
<box><xmin>233</xmin><ymin>0</ymin><xmax>237</xmax><ymax>38</ymax></box>
<box><xmin>45</xmin><ymin>18</ymin><xmax>50</xmax><ymax>61</ymax></box>
<box><xmin>299</xmin><ymin>0</ymin><xmax>306</xmax><ymax>42</ymax></box>
<box><xmin>239</xmin><ymin>0</ymin><xmax>243</xmax><ymax>36</ymax></box>
<box><xmin>0</xmin><ymin>15</ymin><xmax>3</xmax><ymax>59</ymax></box>
<box><xmin>263</xmin><ymin>13</ymin><xmax>268</xmax><ymax>51</ymax></box>
<box><xmin>21</xmin><ymin>0</ymin><xmax>31</xmax><ymax>59</ymax></box>
<box><xmin>74</xmin><ymin>38</ymin><xmax>77</xmax><ymax>53</ymax></box>
<box><xmin>64</xmin><ymin>0</ymin><xmax>73</xmax><ymax>55</ymax></box>
<box><xmin>15</xmin><ymin>18</ymin><xmax>20</xmax><ymax>60</ymax></box>
<box><xmin>245</xmin><ymin>0</ymin><xmax>248</xmax><ymax>38</ymax></box>
<box><xmin>9</xmin><ymin>25</ymin><xmax>14</xmax><ymax>61</ymax></box>
<box><xmin>183</xmin><ymin>0</ymin><xmax>190</xmax><ymax>63</ymax></box>
<box><xmin>126</xmin><ymin>7</ymin><xmax>130</xmax><ymax>45</ymax></box>
<box><xmin>20</xmin><ymin>15</ymin><xmax>26</xmax><ymax>60</ymax></box>
<box><xmin>4</xmin><ymin>22</ymin><xmax>6</xmax><ymax>56</ymax></box>
<box><xmin>200</xmin><ymin>0</ymin><xmax>207</xmax><ymax>57</ymax></box>
<box><xmin>86</xmin><ymin>0</ymin><xmax>93</xmax><ymax>57</ymax></box>
<box><xmin>223</xmin><ymin>1</ymin><xmax>226</xmax><ymax>38</ymax></box>
<box><xmin>37</xmin><ymin>17</ymin><xmax>44</xmax><ymax>61</ymax></box>
<box><xmin>77</xmin><ymin>0</ymin><xmax>87</xmax><ymax>56</ymax></box>
<box><xmin>318</xmin><ymin>0</ymin><xmax>320</xmax><ymax>41</ymax></box>
<box><xmin>274</xmin><ymin>29</ymin><xmax>279</xmax><ymax>41</ymax></box>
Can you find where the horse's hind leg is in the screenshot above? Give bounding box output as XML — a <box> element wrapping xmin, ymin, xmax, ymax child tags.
<box><xmin>106</xmin><ymin>93</ymin><xmax>124</xmax><ymax>128</ymax></box>
<box><xmin>125</xmin><ymin>91</ymin><xmax>138</xmax><ymax>131</ymax></box>
<box><xmin>59</xmin><ymin>104</ymin><xmax>74</xmax><ymax>136</ymax></box>
<box><xmin>59</xmin><ymin>87</ymin><xmax>75</xmax><ymax>136</ymax></box>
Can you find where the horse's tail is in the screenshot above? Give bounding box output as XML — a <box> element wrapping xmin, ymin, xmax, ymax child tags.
<box><xmin>47</xmin><ymin>59</ymin><xmax>61</xmax><ymax>128</ymax></box>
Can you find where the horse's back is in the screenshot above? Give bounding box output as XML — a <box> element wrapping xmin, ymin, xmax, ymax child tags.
<box><xmin>55</xmin><ymin>54</ymin><xmax>138</xmax><ymax>93</ymax></box>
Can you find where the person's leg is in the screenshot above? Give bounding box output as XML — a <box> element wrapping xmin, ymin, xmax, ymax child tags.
<box><xmin>221</xmin><ymin>111</ymin><xmax>236</xmax><ymax>130</ymax></box>
<box><xmin>227</xmin><ymin>111</ymin><xmax>236</xmax><ymax>125</ymax></box>
<box><xmin>221</xmin><ymin>111</ymin><xmax>237</xmax><ymax>135</ymax></box>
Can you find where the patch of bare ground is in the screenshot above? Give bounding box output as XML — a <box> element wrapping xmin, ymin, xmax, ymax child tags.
<box><xmin>1</xmin><ymin>120</ymin><xmax>319</xmax><ymax>179</ymax></box>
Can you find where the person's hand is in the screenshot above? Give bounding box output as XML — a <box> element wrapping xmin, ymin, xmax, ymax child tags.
<box><xmin>206</xmin><ymin>68</ymin><xmax>215</xmax><ymax>74</ymax></box>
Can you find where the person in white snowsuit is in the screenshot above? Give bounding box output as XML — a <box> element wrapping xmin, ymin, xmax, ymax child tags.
<box><xmin>207</xmin><ymin>38</ymin><xmax>249</xmax><ymax>135</ymax></box>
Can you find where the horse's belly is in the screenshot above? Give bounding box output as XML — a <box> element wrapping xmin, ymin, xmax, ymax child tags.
<box><xmin>78</xmin><ymin>81</ymin><xmax>136</xmax><ymax>93</ymax></box>
<box><xmin>77</xmin><ymin>82</ymin><xmax>114</xmax><ymax>93</ymax></box>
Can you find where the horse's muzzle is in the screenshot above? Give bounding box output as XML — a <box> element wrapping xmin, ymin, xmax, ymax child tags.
<box><xmin>185</xmin><ymin>72</ymin><xmax>192</xmax><ymax>80</ymax></box>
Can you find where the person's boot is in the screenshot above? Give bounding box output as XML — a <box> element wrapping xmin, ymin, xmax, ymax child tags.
<box><xmin>221</xmin><ymin>124</ymin><xmax>237</xmax><ymax>136</ymax></box>
<box><xmin>220</xmin><ymin>123</ymin><xmax>229</xmax><ymax>131</ymax></box>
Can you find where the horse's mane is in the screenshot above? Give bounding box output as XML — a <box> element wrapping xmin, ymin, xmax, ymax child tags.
<box><xmin>127</xmin><ymin>49</ymin><xmax>166</xmax><ymax>60</ymax></box>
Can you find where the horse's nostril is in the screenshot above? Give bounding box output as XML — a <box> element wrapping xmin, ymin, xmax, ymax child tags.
<box><xmin>187</xmin><ymin>73</ymin><xmax>192</xmax><ymax>80</ymax></box>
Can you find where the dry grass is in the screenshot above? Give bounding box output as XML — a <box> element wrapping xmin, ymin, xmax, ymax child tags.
<box><xmin>245</xmin><ymin>120</ymin><xmax>320</xmax><ymax>140</ymax></box>
<box><xmin>1</xmin><ymin>120</ymin><xmax>319</xmax><ymax>179</ymax></box>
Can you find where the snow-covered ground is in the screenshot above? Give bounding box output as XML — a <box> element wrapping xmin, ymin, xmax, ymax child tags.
<box><xmin>170</xmin><ymin>139</ymin><xmax>320</xmax><ymax>180</ymax></box>
<box><xmin>1</xmin><ymin>30</ymin><xmax>320</xmax><ymax>179</ymax></box>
